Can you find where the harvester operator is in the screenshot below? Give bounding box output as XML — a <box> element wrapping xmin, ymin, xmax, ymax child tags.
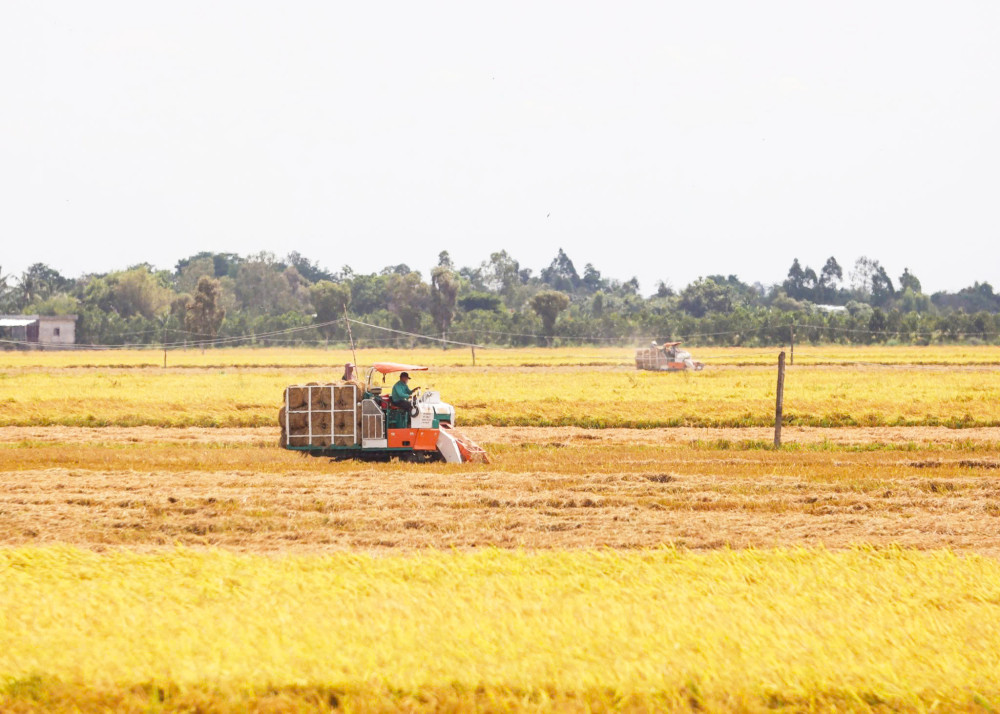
<box><xmin>391</xmin><ymin>372</ymin><xmax>416</xmax><ymax>409</ymax></box>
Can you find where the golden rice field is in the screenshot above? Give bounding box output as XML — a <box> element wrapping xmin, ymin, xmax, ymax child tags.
<box><xmin>3</xmin><ymin>547</ymin><xmax>1000</xmax><ymax>712</ymax></box>
<box><xmin>1</xmin><ymin>344</ymin><xmax>1000</xmax><ymax>369</ymax></box>
<box><xmin>2</xmin><ymin>362</ymin><xmax>1000</xmax><ymax>428</ymax></box>
<box><xmin>3</xmin><ymin>346</ymin><xmax>1000</xmax><ymax>712</ymax></box>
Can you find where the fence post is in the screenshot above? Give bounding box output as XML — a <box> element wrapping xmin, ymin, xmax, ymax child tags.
<box><xmin>774</xmin><ymin>351</ymin><xmax>786</xmax><ymax>448</ymax></box>
<box><xmin>471</xmin><ymin>346</ymin><xmax>476</xmax><ymax>366</ymax></box>
<box><xmin>789</xmin><ymin>324</ymin><xmax>794</xmax><ymax>365</ymax></box>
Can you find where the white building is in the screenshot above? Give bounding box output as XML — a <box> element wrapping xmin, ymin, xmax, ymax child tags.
<box><xmin>0</xmin><ymin>315</ymin><xmax>77</xmax><ymax>346</ymax></box>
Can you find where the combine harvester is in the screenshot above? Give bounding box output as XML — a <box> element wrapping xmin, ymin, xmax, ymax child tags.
<box><xmin>635</xmin><ymin>341</ymin><xmax>705</xmax><ymax>372</ymax></box>
<box><xmin>279</xmin><ymin>362</ymin><xmax>488</xmax><ymax>463</ymax></box>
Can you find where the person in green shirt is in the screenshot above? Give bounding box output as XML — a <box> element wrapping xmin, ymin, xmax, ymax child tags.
<box><xmin>390</xmin><ymin>372</ymin><xmax>416</xmax><ymax>408</ymax></box>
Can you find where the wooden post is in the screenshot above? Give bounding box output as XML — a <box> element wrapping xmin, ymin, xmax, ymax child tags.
<box><xmin>471</xmin><ymin>346</ymin><xmax>476</xmax><ymax>366</ymax></box>
<box><xmin>774</xmin><ymin>351</ymin><xmax>786</xmax><ymax>448</ymax></box>
<box><xmin>789</xmin><ymin>324</ymin><xmax>794</xmax><ymax>365</ymax></box>
<box><xmin>343</xmin><ymin>305</ymin><xmax>358</xmax><ymax>371</ymax></box>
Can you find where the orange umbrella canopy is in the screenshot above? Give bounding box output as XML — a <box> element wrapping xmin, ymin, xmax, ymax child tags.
<box><xmin>372</xmin><ymin>362</ymin><xmax>429</xmax><ymax>375</ymax></box>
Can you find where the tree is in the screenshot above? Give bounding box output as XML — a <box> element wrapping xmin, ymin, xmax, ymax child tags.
<box><xmin>310</xmin><ymin>281</ymin><xmax>351</xmax><ymax>338</ymax></box>
<box><xmin>581</xmin><ymin>264</ymin><xmax>606</xmax><ymax>294</ymax></box>
<box><xmin>430</xmin><ymin>266</ymin><xmax>459</xmax><ymax>339</ymax></box>
<box><xmin>591</xmin><ymin>292</ymin><xmax>606</xmax><ymax>316</ymax></box>
<box><xmin>176</xmin><ymin>252</ymin><xmax>241</xmax><ymax>280</ymax></box>
<box><xmin>458</xmin><ymin>292</ymin><xmax>502</xmax><ymax>312</ymax></box>
<box><xmin>619</xmin><ymin>277</ymin><xmax>640</xmax><ymax>296</ymax></box>
<box><xmin>678</xmin><ymin>277</ymin><xmax>735</xmax><ymax>317</ymax></box>
<box><xmin>234</xmin><ymin>254</ymin><xmax>301</xmax><ymax>315</ymax></box>
<box><xmin>385</xmin><ymin>271</ymin><xmax>429</xmax><ymax>332</ymax></box>
<box><xmin>818</xmin><ymin>257</ymin><xmax>843</xmax><ymax>303</ymax></box>
<box><xmin>802</xmin><ymin>267</ymin><xmax>818</xmax><ymax>301</ymax></box>
<box><xmin>0</xmin><ymin>266</ymin><xmax>14</xmax><ymax>312</ymax></box>
<box><xmin>869</xmin><ymin>307</ymin><xmax>887</xmax><ymax>336</ymax></box>
<box><xmin>898</xmin><ymin>288</ymin><xmax>932</xmax><ymax>314</ymax></box>
<box><xmin>540</xmin><ymin>249</ymin><xmax>579</xmax><ymax>292</ymax></box>
<box><xmin>899</xmin><ymin>268</ymin><xmax>921</xmax><ymax>294</ymax></box>
<box><xmin>170</xmin><ymin>293</ymin><xmax>192</xmax><ymax>320</ymax></box>
<box><xmin>480</xmin><ymin>250</ymin><xmax>521</xmax><ymax>297</ymax></box>
<box><xmin>175</xmin><ymin>256</ymin><xmax>217</xmax><ymax>293</ymax></box>
<box><xmin>15</xmin><ymin>263</ymin><xmax>69</xmax><ymax>309</ymax></box>
<box><xmin>287</xmin><ymin>251</ymin><xmax>335</xmax><ymax>284</ymax></box>
<box><xmin>186</xmin><ymin>276</ymin><xmax>226</xmax><ymax>338</ymax></box>
<box><xmin>783</xmin><ymin>259</ymin><xmax>807</xmax><ymax>299</ymax></box>
<box><xmin>870</xmin><ymin>265</ymin><xmax>895</xmax><ymax>307</ymax></box>
<box><xmin>25</xmin><ymin>293</ymin><xmax>80</xmax><ymax>316</ymax></box>
<box><xmin>529</xmin><ymin>290</ymin><xmax>570</xmax><ymax>345</ymax></box>
<box><xmin>437</xmin><ymin>251</ymin><xmax>454</xmax><ymax>269</ymax></box>
<box><xmin>112</xmin><ymin>267</ymin><xmax>170</xmax><ymax>319</ymax></box>
<box><xmin>849</xmin><ymin>256</ymin><xmax>880</xmax><ymax>298</ymax></box>
<box><xmin>381</xmin><ymin>263</ymin><xmax>413</xmax><ymax>277</ymax></box>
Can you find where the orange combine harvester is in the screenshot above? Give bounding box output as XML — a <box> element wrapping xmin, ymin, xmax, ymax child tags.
<box><xmin>280</xmin><ymin>361</ymin><xmax>488</xmax><ymax>463</ymax></box>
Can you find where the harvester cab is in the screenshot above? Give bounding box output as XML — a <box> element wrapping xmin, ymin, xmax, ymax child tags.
<box><xmin>362</xmin><ymin>362</ymin><xmax>453</xmax><ymax>431</ymax></box>
<box><xmin>279</xmin><ymin>361</ymin><xmax>487</xmax><ymax>463</ymax></box>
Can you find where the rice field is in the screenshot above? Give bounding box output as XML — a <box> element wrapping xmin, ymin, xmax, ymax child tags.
<box><xmin>3</xmin><ymin>362</ymin><xmax>1000</xmax><ymax>429</ymax></box>
<box><xmin>4</xmin><ymin>547</ymin><xmax>1000</xmax><ymax>712</ymax></box>
<box><xmin>1</xmin><ymin>344</ymin><xmax>1000</xmax><ymax>369</ymax></box>
<box><xmin>3</xmin><ymin>346</ymin><xmax>1000</xmax><ymax>711</ymax></box>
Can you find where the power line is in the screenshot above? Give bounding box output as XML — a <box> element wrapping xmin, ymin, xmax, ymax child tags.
<box><xmin>1</xmin><ymin>316</ymin><xmax>997</xmax><ymax>352</ymax></box>
<box><xmin>346</xmin><ymin>318</ymin><xmax>486</xmax><ymax>348</ymax></box>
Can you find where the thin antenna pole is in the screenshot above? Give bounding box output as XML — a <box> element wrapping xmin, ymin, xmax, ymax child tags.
<box><xmin>343</xmin><ymin>305</ymin><xmax>358</xmax><ymax>369</ymax></box>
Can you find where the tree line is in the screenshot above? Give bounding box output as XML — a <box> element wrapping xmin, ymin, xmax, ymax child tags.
<box><xmin>1</xmin><ymin>250</ymin><xmax>999</xmax><ymax>347</ymax></box>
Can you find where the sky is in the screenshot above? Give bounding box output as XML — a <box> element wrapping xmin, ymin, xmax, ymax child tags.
<box><xmin>1</xmin><ymin>1</ymin><xmax>998</xmax><ymax>296</ymax></box>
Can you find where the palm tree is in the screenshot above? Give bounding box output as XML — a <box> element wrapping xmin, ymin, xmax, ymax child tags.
<box><xmin>0</xmin><ymin>266</ymin><xmax>14</xmax><ymax>312</ymax></box>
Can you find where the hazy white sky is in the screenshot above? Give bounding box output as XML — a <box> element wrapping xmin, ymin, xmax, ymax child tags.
<box><xmin>2</xmin><ymin>1</ymin><xmax>998</xmax><ymax>294</ymax></box>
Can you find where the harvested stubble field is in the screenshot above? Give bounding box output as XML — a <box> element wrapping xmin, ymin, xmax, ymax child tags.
<box><xmin>4</xmin><ymin>346</ymin><xmax>1000</xmax><ymax>712</ymax></box>
<box><xmin>2</xmin><ymin>426</ymin><xmax>1000</xmax><ymax>553</ymax></box>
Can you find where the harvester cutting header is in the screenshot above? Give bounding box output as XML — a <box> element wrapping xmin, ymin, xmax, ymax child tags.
<box><xmin>279</xmin><ymin>362</ymin><xmax>487</xmax><ymax>463</ymax></box>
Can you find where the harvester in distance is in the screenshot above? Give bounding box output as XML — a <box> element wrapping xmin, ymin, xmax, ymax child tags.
<box><xmin>635</xmin><ymin>341</ymin><xmax>705</xmax><ymax>372</ymax></box>
<box><xmin>279</xmin><ymin>362</ymin><xmax>488</xmax><ymax>463</ymax></box>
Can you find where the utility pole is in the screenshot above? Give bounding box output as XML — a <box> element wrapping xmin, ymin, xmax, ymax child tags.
<box><xmin>774</xmin><ymin>351</ymin><xmax>786</xmax><ymax>448</ymax></box>
<box><xmin>343</xmin><ymin>306</ymin><xmax>358</xmax><ymax>370</ymax></box>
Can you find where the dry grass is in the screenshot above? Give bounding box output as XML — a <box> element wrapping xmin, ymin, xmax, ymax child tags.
<box><xmin>3</xmin><ymin>427</ymin><xmax>1000</xmax><ymax>554</ymax></box>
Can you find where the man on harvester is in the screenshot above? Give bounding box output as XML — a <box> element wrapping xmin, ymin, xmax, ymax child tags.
<box><xmin>390</xmin><ymin>371</ymin><xmax>417</xmax><ymax>409</ymax></box>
